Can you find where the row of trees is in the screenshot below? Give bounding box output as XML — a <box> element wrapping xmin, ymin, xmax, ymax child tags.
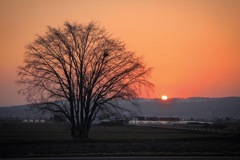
<box><xmin>17</xmin><ymin>21</ymin><xmax>152</xmax><ymax>139</ymax></box>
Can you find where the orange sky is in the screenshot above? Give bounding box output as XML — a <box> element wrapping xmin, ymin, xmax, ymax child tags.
<box><xmin>0</xmin><ymin>0</ymin><xmax>240</xmax><ymax>106</ymax></box>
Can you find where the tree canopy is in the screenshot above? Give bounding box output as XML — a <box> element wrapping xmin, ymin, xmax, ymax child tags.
<box><xmin>17</xmin><ymin>21</ymin><xmax>152</xmax><ymax>139</ymax></box>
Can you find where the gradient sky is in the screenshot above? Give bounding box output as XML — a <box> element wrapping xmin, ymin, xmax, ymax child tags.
<box><xmin>0</xmin><ymin>0</ymin><xmax>240</xmax><ymax>106</ymax></box>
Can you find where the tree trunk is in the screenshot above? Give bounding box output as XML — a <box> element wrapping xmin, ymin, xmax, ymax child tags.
<box><xmin>71</xmin><ymin>125</ymin><xmax>90</xmax><ymax>140</ymax></box>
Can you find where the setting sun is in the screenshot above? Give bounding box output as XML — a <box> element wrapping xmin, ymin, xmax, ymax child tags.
<box><xmin>161</xmin><ymin>95</ymin><xmax>168</xmax><ymax>101</ymax></box>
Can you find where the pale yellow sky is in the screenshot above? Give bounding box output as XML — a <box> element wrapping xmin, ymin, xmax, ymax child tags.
<box><xmin>0</xmin><ymin>0</ymin><xmax>240</xmax><ymax>106</ymax></box>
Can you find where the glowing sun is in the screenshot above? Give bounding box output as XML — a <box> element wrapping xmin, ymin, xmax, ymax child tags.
<box><xmin>161</xmin><ymin>95</ymin><xmax>168</xmax><ymax>100</ymax></box>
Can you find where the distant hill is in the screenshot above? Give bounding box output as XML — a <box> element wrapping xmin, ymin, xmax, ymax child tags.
<box><xmin>117</xmin><ymin>97</ymin><xmax>240</xmax><ymax>120</ymax></box>
<box><xmin>0</xmin><ymin>104</ymin><xmax>51</xmax><ymax>120</ymax></box>
<box><xmin>0</xmin><ymin>97</ymin><xmax>240</xmax><ymax>120</ymax></box>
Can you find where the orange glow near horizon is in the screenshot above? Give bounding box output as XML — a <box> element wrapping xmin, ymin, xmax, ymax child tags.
<box><xmin>0</xmin><ymin>0</ymin><xmax>240</xmax><ymax>106</ymax></box>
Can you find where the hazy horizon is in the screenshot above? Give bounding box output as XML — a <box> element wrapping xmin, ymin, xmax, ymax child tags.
<box><xmin>1</xmin><ymin>96</ymin><xmax>240</xmax><ymax>107</ymax></box>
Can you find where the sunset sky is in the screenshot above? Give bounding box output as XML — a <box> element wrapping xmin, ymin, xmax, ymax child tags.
<box><xmin>0</xmin><ymin>0</ymin><xmax>240</xmax><ymax>106</ymax></box>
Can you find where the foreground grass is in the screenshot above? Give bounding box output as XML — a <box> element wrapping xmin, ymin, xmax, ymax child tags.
<box><xmin>0</xmin><ymin>122</ymin><xmax>240</xmax><ymax>157</ymax></box>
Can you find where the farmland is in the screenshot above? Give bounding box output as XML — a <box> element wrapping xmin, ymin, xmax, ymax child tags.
<box><xmin>0</xmin><ymin>121</ymin><xmax>240</xmax><ymax>157</ymax></box>
<box><xmin>0</xmin><ymin>121</ymin><xmax>230</xmax><ymax>142</ymax></box>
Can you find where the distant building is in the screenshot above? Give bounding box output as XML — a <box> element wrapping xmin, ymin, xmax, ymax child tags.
<box><xmin>21</xmin><ymin>119</ymin><xmax>46</xmax><ymax>123</ymax></box>
<box><xmin>129</xmin><ymin>116</ymin><xmax>181</xmax><ymax>125</ymax></box>
<box><xmin>40</xmin><ymin>119</ymin><xmax>46</xmax><ymax>123</ymax></box>
<box><xmin>22</xmin><ymin>119</ymin><xmax>28</xmax><ymax>123</ymax></box>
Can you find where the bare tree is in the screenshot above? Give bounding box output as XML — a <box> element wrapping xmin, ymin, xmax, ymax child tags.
<box><xmin>17</xmin><ymin>21</ymin><xmax>152</xmax><ymax>139</ymax></box>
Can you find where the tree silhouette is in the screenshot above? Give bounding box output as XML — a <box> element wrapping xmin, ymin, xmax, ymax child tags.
<box><xmin>17</xmin><ymin>21</ymin><xmax>152</xmax><ymax>139</ymax></box>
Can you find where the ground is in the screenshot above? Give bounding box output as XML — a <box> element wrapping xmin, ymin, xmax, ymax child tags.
<box><xmin>0</xmin><ymin>121</ymin><xmax>240</xmax><ymax>157</ymax></box>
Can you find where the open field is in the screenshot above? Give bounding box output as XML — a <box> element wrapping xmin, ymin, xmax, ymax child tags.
<box><xmin>90</xmin><ymin>125</ymin><xmax>226</xmax><ymax>141</ymax></box>
<box><xmin>0</xmin><ymin>121</ymin><xmax>240</xmax><ymax>157</ymax></box>
<box><xmin>0</xmin><ymin>121</ymin><xmax>225</xmax><ymax>142</ymax></box>
<box><xmin>0</xmin><ymin>122</ymin><xmax>72</xmax><ymax>142</ymax></box>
